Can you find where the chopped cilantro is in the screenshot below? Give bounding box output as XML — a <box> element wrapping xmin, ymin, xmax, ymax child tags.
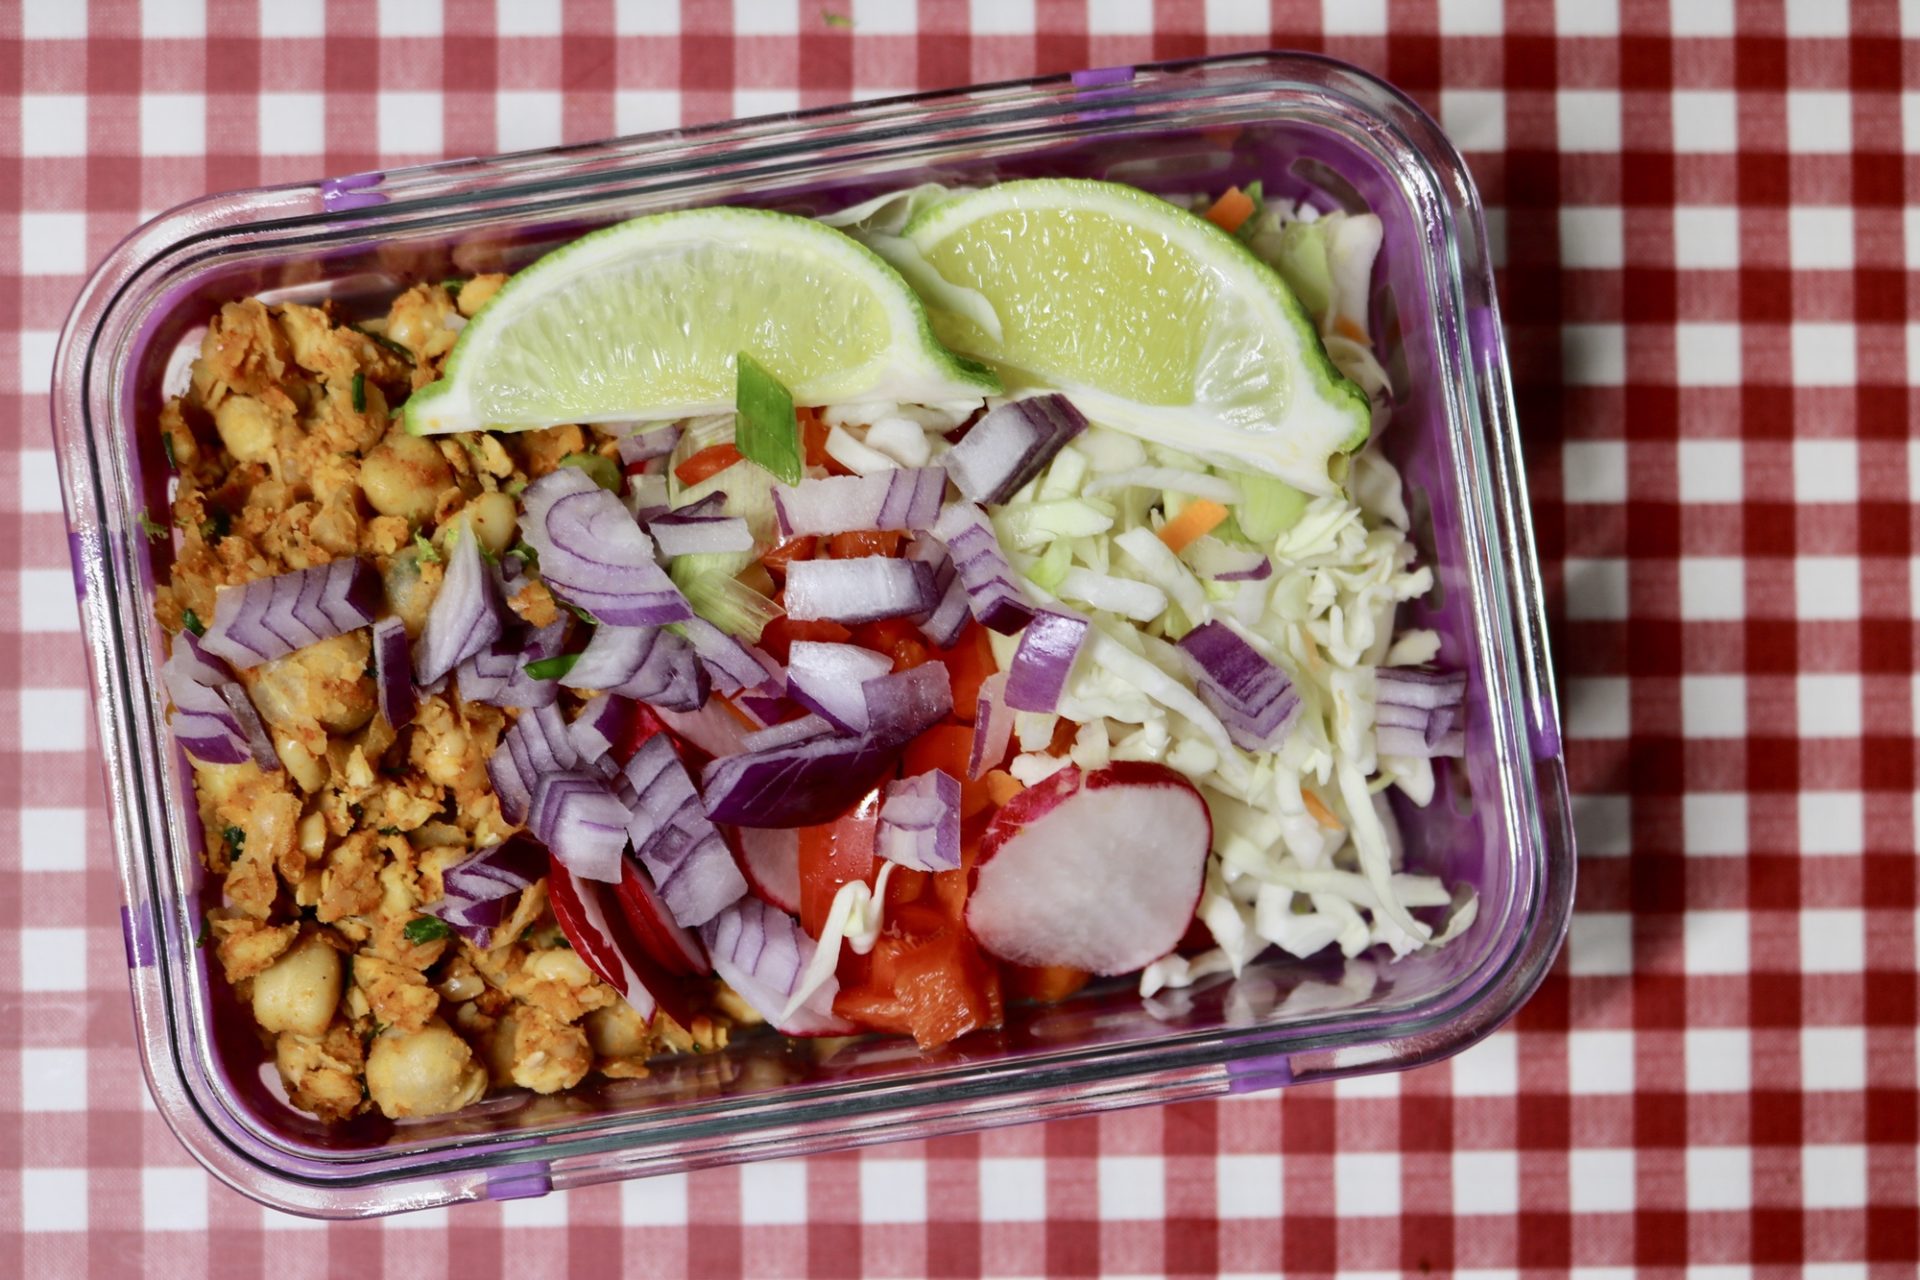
<box><xmin>403</xmin><ymin>916</ymin><xmax>452</xmax><ymax>945</ymax></box>
<box><xmin>181</xmin><ymin>608</ymin><xmax>205</xmax><ymax>637</ymax></box>
<box><xmin>193</xmin><ymin>917</ymin><xmax>211</xmax><ymax>949</ymax></box>
<box><xmin>200</xmin><ymin>509</ymin><xmax>230</xmax><ymax>542</ymax></box>
<box><xmin>351</xmin><ymin>370</ymin><xmax>366</xmax><ymax>413</ymax></box>
<box><xmin>161</xmin><ymin>432</ymin><xmax>178</xmax><ymax>470</ymax></box>
<box><xmin>358</xmin><ymin>326</ymin><xmax>416</xmax><ymax>364</ymax></box>
<box><xmin>1234</xmin><ymin>180</ymin><xmax>1266</xmax><ymax>243</ymax></box>
<box><xmin>505</xmin><ymin>477</ymin><xmax>528</xmax><ymax>497</ymax></box>
<box><xmin>137</xmin><ymin>510</ymin><xmax>169</xmax><ymax>543</ymax></box>
<box><xmin>222</xmin><ymin>825</ymin><xmax>245</xmax><ymax>857</ymax></box>
<box><xmin>413</xmin><ymin>531</ymin><xmax>441</xmax><ymax>563</ymax></box>
<box><xmin>441</xmin><ymin>278</ymin><xmax>465</xmax><ymax>300</ymax></box>
<box><xmin>507</xmin><ymin>539</ymin><xmax>539</xmax><ymax>568</ymax></box>
<box><xmin>563</xmin><ymin>601</ymin><xmax>597</xmax><ymax>625</ymax></box>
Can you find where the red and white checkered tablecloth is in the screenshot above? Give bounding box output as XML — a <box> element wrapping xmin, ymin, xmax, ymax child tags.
<box><xmin>5</xmin><ymin>0</ymin><xmax>1917</xmax><ymax>1275</ymax></box>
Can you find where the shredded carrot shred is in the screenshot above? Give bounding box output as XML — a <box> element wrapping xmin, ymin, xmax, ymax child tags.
<box><xmin>1333</xmin><ymin>315</ymin><xmax>1369</xmax><ymax>344</ymax></box>
<box><xmin>1157</xmin><ymin>498</ymin><xmax>1229</xmax><ymax>553</ymax></box>
<box><xmin>1303</xmin><ymin>791</ymin><xmax>1344</xmax><ymax>831</ymax></box>
<box><xmin>1203</xmin><ymin>187</ymin><xmax>1256</xmax><ymax>234</ymax></box>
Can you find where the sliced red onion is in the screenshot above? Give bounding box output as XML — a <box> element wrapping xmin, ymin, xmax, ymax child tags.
<box><xmin>1376</xmin><ymin>667</ymin><xmax>1468</xmax><ymax>711</ymax></box>
<box><xmin>785</xmin><ymin>640</ymin><xmax>892</xmax><ymax>731</ymax></box>
<box><xmin>679</xmin><ymin>617</ymin><xmax>782</xmax><ymax>696</ymax></box>
<box><xmin>529</xmin><ymin>769</ymin><xmax>629</xmax><ymax>883</ymax></box>
<box><xmin>1177</xmin><ymin>621</ymin><xmax>1301</xmax><ymax>751</ymax></box>
<box><xmin>200</xmin><ymin>556</ymin><xmax>381</xmax><ymax>668</ymax></box>
<box><xmin>648</xmin><ymin>511</ymin><xmax>754</xmax><ymax>557</ymax></box>
<box><xmin>969</xmin><ymin>671</ymin><xmax>1013</xmax><ymax>780</ymax></box>
<box><xmin>932</xmin><ymin>502</ymin><xmax>1034</xmax><ymax>634</ymax></box>
<box><xmin>221</xmin><ymin>685</ymin><xmax>281</xmax><ymax>771</ymax></box>
<box><xmin>783</xmin><ymin>556</ymin><xmax>937</xmax><ymax>625</ymax></box>
<box><xmin>1374</xmin><ymin>667</ymin><xmax>1467</xmax><ymax>758</ymax></box>
<box><xmin>560</xmin><ymin>624</ymin><xmax>709</xmax><ymax>711</ymax></box>
<box><xmin>734</xmin><ymin>693</ymin><xmax>794</xmax><ymax>728</ymax></box>
<box><xmin>699</xmin><ymin>896</ymin><xmax>847</xmax><ymax>1035</ymax></box>
<box><xmin>739</xmin><ymin>713</ymin><xmax>836</xmax><ymax>753</ymax></box>
<box><xmin>861</xmin><ymin>661</ymin><xmax>954</xmax><ymax>743</ymax></box>
<box><xmin>423</xmin><ymin>835</ymin><xmax>545</xmax><ymax>950</ymax></box>
<box><xmin>621</xmin><ymin>734</ymin><xmax>748</xmax><ymax>927</ymax></box>
<box><xmin>370</xmin><ymin>617</ymin><xmax>417</xmax><ymax>729</ymax></box>
<box><xmin>1004</xmin><ymin>605</ymin><xmax>1089</xmax><ymax>713</ymax></box>
<box><xmin>771</xmin><ymin>467</ymin><xmax>948</xmax><ymax>537</ymax></box>
<box><xmin>939</xmin><ymin>394</ymin><xmax>1087</xmax><ymax>505</ymax></box>
<box><xmin>520</xmin><ymin>467</ymin><xmax>693</xmax><ymax>626</ymax></box>
<box><xmin>487</xmin><ymin>618</ymin><xmax>568</xmax><ymax>709</ymax></box>
<box><xmin>163</xmin><ymin>633</ymin><xmax>279</xmax><ymax>769</ymax></box>
<box><xmin>901</xmin><ymin>530</ymin><xmax>969</xmax><ymax>648</ymax></box>
<box><xmin>625</xmin><ymin>472</ymin><xmax>671</xmax><ymax>523</ymax></box>
<box><xmin>651</xmin><ymin>700</ymin><xmax>751</xmax><ymax>758</ymax></box>
<box><xmin>569</xmin><ymin>693</ymin><xmax>636</xmax><ymax>778</ymax></box>
<box><xmin>618</xmin><ymin>424</ymin><xmax>681</xmax><ymax>467</ymax></box>
<box><xmin>414</xmin><ymin>531</ymin><xmax>504</xmax><ymax>686</ymax></box>
<box><xmin>488</xmin><ymin>703</ymin><xmax>580</xmax><ymax>824</ymax></box>
<box><xmin>877</xmin><ymin>770</ymin><xmax>961</xmax><ymax>872</ymax></box>
<box><xmin>733</xmin><ymin>825</ymin><xmax>800</xmax><ymax>913</ymax></box>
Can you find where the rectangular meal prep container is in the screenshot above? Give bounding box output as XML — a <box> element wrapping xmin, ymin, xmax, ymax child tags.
<box><xmin>51</xmin><ymin>51</ymin><xmax>1574</xmax><ymax>1217</ymax></box>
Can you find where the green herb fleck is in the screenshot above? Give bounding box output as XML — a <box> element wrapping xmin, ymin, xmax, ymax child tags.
<box><xmin>137</xmin><ymin>510</ymin><xmax>169</xmax><ymax>543</ymax></box>
<box><xmin>194</xmin><ymin>917</ymin><xmax>212</xmax><ymax>949</ymax></box>
<box><xmin>377</xmin><ymin>825</ymin><xmax>401</xmax><ymax>836</ymax></box>
<box><xmin>441</xmin><ymin>278</ymin><xmax>465</xmax><ymax>300</ymax></box>
<box><xmin>358</xmin><ymin>326</ymin><xmax>416</xmax><ymax>364</ymax></box>
<box><xmin>564</xmin><ymin>601</ymin><xmax>597</xmax><ymax>625</ymax></box>
<box><xmin>349</xmin><ymin>802</ymin><xmax>365</xmax><ymax>823</ymax></box>
<box><xmin>559</xmin><ymin>451</ymin><xmax>622</xmax><ymax>493</ymax></box>
<box><xmin>200</xmin><ymin>509</ymin><xmax>231</xmax><ymax>542</ymax></box>
<box><xmin>523</xmin><ymin>652</ymin><xmax>581</xmax><ymax>681</ymax></box>
<box><xmin>181</xmin><ymin>608</ymin><xmax>205</xmax><ymax>637</ymax></box>
<box><xmin>454</xmin><ymin>434</ymin><xmax>484</xmax><ymax>460</ymax></box>
<box><xmin>403</xmin><ymin>916</ymin><xmax>453</xmax><ymax>945</ymax></box>
<box><xmin>508</xmin><ymin>539</ymin><xmax>539</xmax><ymax>568</ymax></box>
<box><xmin>1234</xmin><ymin>180</ymin><xmax>1266</xmax><ymax>243</ymax></box>
<box><xmin>734</xmin><ymin>351</ymin><xmax>803</xmax><ymax>485</ymax></box>
<box><xmin>222</xmin><ymin>825</ymin><xmax>245</xmax><ymax>857</ymax></box>
<box><xmin>351</xmin><ymin>370</ymin><xmax>366</xmax><ymax>413</ymax></box>
<box><xmin>505</xmin><ymin>477</ymin><xmax>528</xmax><ymax>497</ymax></box>
<box><xmin>821</xmin><ymin>8</ymin><xmax>852</xmax><ymax>27</ymax></box>
<box><xmin>369</xmin><ymin>1019</ymin><xmax>388</xmax><ymax>1038</ymax></box>
<box><xmin>161</xmin><ymin>432</ymin><xmax>178</xmax><ymax>470</ymax></box>
<box><xmin>413</xmin><ymin>531</ymin><xmax>441</xmax><ymax>564</ymax></box>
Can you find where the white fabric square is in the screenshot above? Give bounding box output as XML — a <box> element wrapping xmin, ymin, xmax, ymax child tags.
<box><xmin>1566</xmin><ymin>677</ymin><xmax>1629</xmax><ymax>740</ymax></box>
<box><xmin>22</xmin><ymin>1168</ymin><xmax>88</xmax><ymax>1232</ymax></box>
<box><xmin>1554</xmin><ymin>0</ymin><xmax>1617</xmax><ymax>34</ymax></box>
<box><xmin>1792</xmin><ymin>438</ymin><xmax>1858</xmax><ymax>503</ymax></box>
<box><xmin>1684</xmin><ymin>1029</ymin><xmax>1751</xmax><ymax>1093</ymax></box>
<box><xmin>500</xmin><ymin>0</ymin><xmax>563</xmax><ymax>35</ymax></box>
<box><xmin>1670</xmin><ymin>0</ymin><xmax>1733</xmax><ymax>33</ymax></box>
<box><xmin>1798</xmin><ymin>674</ymin><xmax>1862</xmax><ymax>738</ymax></box>
<box><xmin>21</xmin><ymin>568</ymin><xmax>81</xmax><ymax>634</ymax></box>
<box><xmin>1789</xmin><ymin>207</ymin><xmax>1855</xmax><ymax>270</ymax></box>
<box><xmin>1801</xmin><ymin>1026</ymin><xmax>1866</xmax><ymax>1092</ymax></box>
<box><xmin>1088</xmin><ymin>0</ymin><xmax>1155</xmax><ymax>32</ymax></box>
<box><xmin>20</xmin><ymin>450</ymin><xmax>64</xmax><ymax>513</ymax></box>
<box><xmin>860</xmin><ymin>1158</ymin><xmax>926</xmax><ymax>1224</ymax></box>
<box><xmin>1676</xmin><ymin>323</ymin><xmax>1742</xmax><ymax>386</ymax></box>
<box><xmin>143</xmin><ymin>1166</ymin><xmax>208</xmax><ymax>1232</ymax></box>
<box><xmin>1802</xmin><ymin>1145</ymin><xmax>1867</xmax><ymax>1209</ymax></box>
<box><xmin>1685</xmin><ymin>1146</ymin><xmax>1751</xmax><ymax>1211</ymax></box>
<box><xmin>1563</xmin><ymin>324</ymin><xmax>1625</xmax><ymax>385</ymax></box>
<box><xmin>140</xmin><ymin>93</ymin><xmax>205</xmax><ymax>157</ymax></box>
<box><xmin>20</xmin><ymin>927</ymin><xmax>88</xmax><ymax>991</ymax></box>
<box><xmin>1569</xmin><ymin>912</ymin><xmax>1632</xmax><ymax>977</ymax></box>
<box><xmin>260</xmin><ymin>0</ymin><xmax>324</xmax><ymax>36</ymax></box>
<box><xmin>1795</xmin><ymin>556</ymin><xmax>1860</xmax><ymax>620</ymax></box>
<box><xmin>979</xmin><ymin>1157</ymin><xmax>1047</xmax><ymax>1222</ymax></box>
<box><xmin>1562</xmin><ymin>441</ymin><xmax>1626</xmax><ymax>504</ymax></box>
<box><xmin>378</xmin><ymin>92</ymin><xmax>443</xmax><ymax>156</ymax></box>
<box><xmin>1677</xmin><ymin>440</ymin><xmax>1742</xmax><ymax>503</ymax></box>
<box><xmin>1788</xmin><ymin>91</ymin><xmax>1852</xmax><ymax>153</ymax></box>
<box><xmin>1574</xmin><ymin>793</ymin><xmax>1631</xmax><ymax>857</ymax></box>
<box><xmin>381</xmin><ymin>1207</ymin><xmax>449</xmax><ymax>1230</ymax></box>
<box><xmin>1098</xmin><ymin>1156</ymin><xmax>1163</xmax><ymax>1221</ymax></box>
<box><xmin>1438</xmin><ymin>90</ymin><xmax>1505</xmax><ymax>152</ymax></box>
<box><xmin>1204</xmin><ymin>0</ymin><xmax>1270</xmax><ymax>34</ymax></box>
<box><xmin>379</xmin><ymin>0</ymin><xmax>441</xmax><ymax>35</ymax></box>
<box><xmin>620</xmin><ymin>1172</ymin><xmax>687</xmax><ymax>1225</ymax></box>
<box><xmin>1568</xmin><ymin>1149</ymin><xmax>1634</xmax><ymax>1213</ymax></box>
<box><xmin>1320</xmin><ymin>0</ymin><xmax>1387</xmax><ymax>34</ymax></box>
<box><xmin>261</xmin><ymin>1206</ymin><xmax>327</xmax><ymax>1231</ymax></box>
<box><xmin>739</xmin><ymin>1159</ymin><xmax>808</xmax><ymax>1224</ymax></box>
<box><xmin>1682</xmin><ymin>675</ymin><xmax>1746</xmax><ymax>739</ymax></box>
<box><xmin>615</xmin><ymin>0</ymin><xmax>679</xmax><ymax>33</ymax></box>
<box><xmin>20</xmin><ymin>807</ymin><xmax>87</xmax><ymax>872</ymax></box>
<box><xmin>1679</xmin><ymin>557</ymin><xmax>1743</xmax><ymax>621</ymax></box>
<box><xmin>1566</xmin><ymin>558</ymin><xmax>1629</xmax><ymax>621</ymax></box>
<box><xmin>1557</xmin><ymin>91</ymin><xmax>1621</xmax><ymax>152</ymax></box>
<box><xmin>969</xmin><ymin>0</ymin><xmax>1035</xmax><ymax>34</ymax></box>
<box><xmin>1568</xmin><ymin>1030</ymin><xmax>1634</xmax><ymax>1095</ymax></box>
<box><xmin>1217</xmin><ymin>1155</ymin><xmax>1282</xmax><ymax>1219</ymax></box>
<box><xmin>1436</xmin><ymin>0</ymin><xmax>1503</xmax><ymax>34</ymax></box>
<box><xmin>1452</xmin><ymin>1151</ymin><xmax>1519</xmax><ymax>1215</ymax></box>
<box><xmin>1800</xmin><ymin>910</ymin><xmax>1865</xmax><ymax>973</ymax></box>
<box><xmin>496</xmin><ymin>91</ymin><xmax>563</xmax><ymax>153</ymax></box>
<box><xmin>1334</xmin><ymin>1068</ymin><xmax>1400</xmax><ymax>1098</ymax></box>
<box><xmin>1682</xmin><ymin>910</ymin><xmax>1748</xmax><ymax>975</ymax></box>
<box><xmin>1672</xmin><ymin>206</ymin><xmax>1740</xmax><ymax>269</ymax></box>
<box><xmin>24</xmin><ymin>0</ymin><xmax>90</xmax><ymax>38</ymax></box>
<box><xmin>20</xmin><ymin>213</ymin><xmax>87</xmax><ymax>277</ymax></box>
<box><xmin>1684</xmin><ymin>793</ymin><xmax>1747</xmax><ymax>856</ymax></box>
<box><xmin>21</xmin><ymin>95</ymin><xmax>89</xmax><ymax>158</ymax></box>
<box><xmin>1334</xmin><ymin>1153</ymin><xmax>1400</xmax><ymax>1217</ymax></box>
<box><xmin>21</xmin><ymin>689</ymin><xmax>87</xmax><ymax>751</ymax></box>
<box><xmin>615</xmin><ymin>92</ymin><xmax>679</xmax><ymax>135</ymax></box>
<box><xmin>19</xmin><ymin>330</ymin><xmax>58</xmax><ymax>395</ymax></box>
<box><xmin>499</xmin><ymin>1188</ymin><xmax>571</xmax><ymax>1226</ymax></box>
<box><xmin>1671</xmin><ymin>91</ymin><xmax>1737</xmax><ymax>152</ymax></box>
<box><xmin>1560</xmin><ymin>208</ymin><xmax>1624</xmax><ymax>268</ymax></box>
<box><xmin>1452</xmin><ymin>1031</ymin><xmax>1517</xmax><ymax>1096</ymax></box>
<box><xmin>1802</xmin><ymin>1267</ymin><xmax>1869</xmax><ymax>1280</ymax></box>
<box><xmin>1906</xmin><ymin>90</ymin><xmax>1920</xmax><ymax>154</ymax></box>
<box><xmin>259</xmin><ymin>93</ymin><xmax>326</xmax><ymax>157</ymax></box>
<box><xmin>22</xmin><ymin>1048</ymin><xmax>88</xmax><ymax>1111</ymax></box>
<box><xmin>1792</xmin><ymin>322</ymin><xmax>1857</xmax><ymax>385</ymax></box>
<box><xmin>1800</xmin><ymin>791</ymin><xmax>1864</xmax><ymax>855</ymax></box>
<box><xmin>143</xmin><ymin>0</ymin><xmax>205</xmax><ymax>37</ymax></box>
<box><xmin>734</xmin><ymin>89</ymin><xmax>801</xmax><ymax>119</ymax></box>
<box><xmin>1785</xmin><ymin>0</ymin><xmax>1847</xmax><ymax>34</ymax></box>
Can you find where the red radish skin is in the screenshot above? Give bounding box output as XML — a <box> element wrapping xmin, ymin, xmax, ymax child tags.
<box><xmin>548</xmin><ymin>857</ymin><xmax>698</xmax><ymax>1028</ymax></box>
<box><xmin>966</xmin><ymin>761</ymin><xmax>1211</xmax><ymax>975</ymax></box>
<box><xmin>731</xmin><ymin>825</ymin><xmax>802</xmax><ymax>914</ymax></box>
<box><xmin>613</xmin><ymin>859</ymin><xmax>711</xmax><ymax>977</ymax></box>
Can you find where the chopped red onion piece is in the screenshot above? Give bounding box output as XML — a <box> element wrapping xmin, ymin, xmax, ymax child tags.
<box><xmin>621</xmin><ymin>734</ymin><xmax>748</xmax><ymax>927</ymax></box>
<box><xmin>901</xmin><ymin>530</ymin><xmax>969</xmax><ymax>647</ymax></box>
<box><xmin>1375</xmin><ymin>666</ymin><xmax>1468</xmax><ymax>711</ymax></box>
<box><xmin>423</xmin><ymin>835</ymin><xmax>544</xmax><ymax>950</ymax></box>
<box><xmin>488</xmin><ymin>703</ymin><xmax>579</xmax><ymax>824</ymax></box>
<box><xmin>560</xmin><ymin>624</ymin><xmax>709</xmax><ymax>712</ymax></box>
<box><xmin>783</xmin><ymin>556</ymin><xmax>937</xmax><ymax>625</ymax></box>
<box><xmin>679</xmin><ymin>617</ymin><xmax>781</xmax><ymax>696</ymax></box>
<box><xmin>163</xmin><ymin>633</ymin><xmax>280</xmax><ymax>769</ymax></box>
<box><xmin>1004</xmin><ymin>605</ymin><xmax>1089</xmax><ymax>713</ymax></box>
<box><xmin>200</xmin><ymin>556</ymin><xmax>382</xmax><ymax>668</ymax></box>
<box><xmin>414</xmin><ymin>531</ymin><xmax>504</xmax><ymax>686</ymax></box>
<box><xmin>786</xmin><ymin>640</ymin><xmax>892</xmax><ymax>731</ymax></box>
<box><xmin>877</xmin><ymin>770</ymin><xmax>961</xmax><ymax>872</ymax></box>
<box><xmin>932</xmin><ymin>502</ymin><xmax>1034</xmax><ymax>634</ymax></box>
<box><xmin>770</xmin><ymin>467</ymin><xmax>948</xmax><ymax>537</ymax></box>
<box><xmin>568</xmin><ymin>693</ymin><xmax>636</xmax><ymax>776</ymax></box>
<box><xmin>529</xmin><ymin>769</ymin><xmax>629</xmax><ymax>883</ymax></box>
<box><xmin>969</xmin><ymin>671</ymin><xmax>1013</xmax><ymax>780</ymax></box>
<box><xmin>648</xmin><ymin>511</ymin><xmax>754</xmax><ymax>557</ymax></box>
<box><xmin>485</xmin><ymin>618</ymin><xmax>568</xmax><ymax>709</ymax></box>
<box><xmin>739</xmin><ymin>714</ymin><xmax>836</xmax><ymax>753</ymax></box>
<box><xmin>734</xmin><ymin>693</ymin><xmax>794</xmax><ymax>728</ymax></box>
<box><xmin>520</xmin><ymin>468</ymin><xmax>693</xmax><ymax>626</ymax></box>
<box><xmin>370</xmin><ymin>617</ymin><xmax>417</xmax><ymax>729</ymax></box>
<box><xmin>698</xmin><ymin>896</ymin><xmax>848</xmax><ymax>1035</ymax></box>
<box><xmin>861</xmin><ymin>661</ymin><xmax>954</xmax><ymax>743</ymax></box>
<box><xmin>1177</xmin><ymin>621</ymin><xmax>1301</xmax><ymax>751</ymax></box>
<box><xmin>625</xmin><ymin>472</ymin><xmax>671</xmax><ymax>524</ymax></box>
<box><xmin>940</xmin><ymin>394</ymin><xmax>1087</xmax><ymax>505</ymax></box>
<box><xmin>618</xmin><ymin>424</ymin><xmax>681</xmax><ymax>467</ymax></box>
<box><xmin>1373</xmin><ymin>667</ymin><xmax>1466</xmax><ymax>758</ymax></box>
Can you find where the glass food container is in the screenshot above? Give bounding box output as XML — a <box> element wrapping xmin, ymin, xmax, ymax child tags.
<box><xmin>50</xmin><ymin>51</ymin><xmax>1574</xmax><ymax>1217</ymax></box>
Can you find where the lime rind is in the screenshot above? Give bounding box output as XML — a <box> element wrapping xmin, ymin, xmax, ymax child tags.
<box><xmin>405</xmin><ymin>207</ymin><xmax>998</xmax><ymax>436</ymax></box>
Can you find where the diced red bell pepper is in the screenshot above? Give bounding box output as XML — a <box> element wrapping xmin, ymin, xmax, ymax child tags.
<box><xmin>827</xmin><ymin>529</ymin><xmax>903</xmax><ymax>559</ymax></box>
<box><xmin>674</xmin><ymin>443</ymin><xmax>743</xmax><ymax>486</ymax></box>
<box><xmin>796</xmin><ymin>785</ymin><xmax>883</xmax><ymax>937</ymax></box>
<box><xmin>1004</xmin><ymin>963</ymin><xmax>1092</xmax><ymax>1004</ymax></box>
<box><xmin>798</xmin><ymin>406</ymin><xmax>831</xmax><ymax>468</ymax></box>
<box><xmin>933</xmin><ymin>622</ymin><xmax>996</xmax><ymax>722</ymax></box>
<box><xmin>852</xmin><ymin>617</ymin><xmax>931</xmax><ymax>672</ymax></box>
<box><xmin>903</xmin><ymin>723</ymin><xmax>992</xmax><ymax>817</ymax></box>
<box><xmin>757</xmin><ymin>615</ymin><xmax>850</xmax><ymax>664</ymax></box>
<box><xmin>833</xmin><ymin>922</ymin><xmax>1003</xmax><ymax>1049</ymax></box>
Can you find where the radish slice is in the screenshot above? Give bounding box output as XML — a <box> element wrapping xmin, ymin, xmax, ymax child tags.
<box><xmin>733</xmin><ymin>825</ymin><xmax>801</xmax><ymax>913</ymax></box>
<box><xmin>546</xmin><ymin>857</ymin><xmax>660</xmax><ymax>1023</ymax></box>
<box><xmin>966</xmin><ymin>761</ymin><xmax>1211</xmax><ymax>975</ymax></box>
<box><xmin>613</xmin><ymin>858</ymin><xmax>711</xmax><ymax>976</ymax></box>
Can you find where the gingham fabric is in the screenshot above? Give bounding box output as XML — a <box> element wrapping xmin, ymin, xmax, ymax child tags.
<box><xmin>5</xmin><ymin>0</ymin><xmax>1916</xmax><ymax>1275</ymax></box>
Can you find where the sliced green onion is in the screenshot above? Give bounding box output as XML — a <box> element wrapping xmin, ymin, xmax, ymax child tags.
<box><xmin>182</xmin><ymin>608</ymin><xmax>205</xmax><ymax>637</ymax></box>
<box><xmin>559</xmin><ymin>451</ymin><xmax>622</xmax><ymax>493</ymax></box>
<box><xmin>161</xmin><ymin>431</ymin><xmax>178</xmax><ymax>470</ymax></box>
<box><xmin>351</xmin><ymin>370</ymin><xmax>366</xmax><ymax>412</ymax></box>
<box><xmin>442</xmin><ymin>278</ymin><xmax>465</xmax><ymax>300</ymax></box>
<box><xmin>1235</xmin><ymin>472</ymin><xmax>1310</xmax><ymax>543</ymax></box>
<box><xmin>358</xmin><ymin>326</ymin><xmax>416</xmax><ymax>364</ymax></box>
<box><xmin>402</xmin><ymin>916</ymin><xmax>452</xmax><ymax>944</ymax></box>
<box><xmin>1234</xmin><ymin>180</ymin><xmax>1265</xmax><ymax>243</ymax></box>
<box><xmin>524</xmin><ymin>652</ymin><xmax>581</xmax><ymax>681</ymax></box>
<box><xmin>734</xmin><ymin>352</ymin><xmax>803</xmax><ymax>486</ymax></box>
<box><xmin>678</xmin><ymin>571</ymin><xmax>783</xmax><ymax>643</ymax></box>
<box><xmin>413</xmin><ymin>531</ymin><xmax>441</xmax><ymax>563</ymax></box>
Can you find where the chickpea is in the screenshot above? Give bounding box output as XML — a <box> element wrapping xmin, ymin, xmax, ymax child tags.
<box><xmin>360</xmin><ymin>432</ymin><xmax>452</xmax><ymax>523</ymax></box>
<box><xmin>524</xmin><ymin>947</ymin><xmax>595</xmax><ymax>989</ymax></box>
<box><xmin>250</xmin><ymin>933</ymin><xmax>342</xmax><ymax>1038</ymax></box>
<box><xmin>212</xmin><ymin>394</ymin><xmax>279</xmax><ymax>463</ymax></box>
<box><xmin>297</xmin><ymin>811</ymin><xmax>328</xmax><ymax>860</ymax></box>
<box><xmin>250</xmin><ymin>632</ymin><xmax>376</xmax><ymax>736</ymax></box>
<box><xmin>584</xmin><ymin>1002</ymin><xmax>652</xmax><ymax>1059</ymax></box>
<box><xmin>365</xmin><ymin>1017</ymin><xmax>488</xmax><ymax>1119</ymax></box>
<box><xmin>381</xmin><ymin>548</ymin><xmax>440</xmax><ymax>636</ymax></box>
<box><xmin>463</xmin><ymin>490</ymin><xmax>518</xmax><ymax>556</ymax></box>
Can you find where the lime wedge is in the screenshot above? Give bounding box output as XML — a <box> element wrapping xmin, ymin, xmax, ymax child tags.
<box><xmin>903</xmin><ymin>180</ymin><xmax>1369</xmax><ymax>493</ymax></box>
<box><xmin>405</xmin><ymin>207</ymin><xmax>998</xmax><ymax>434</ymax></box>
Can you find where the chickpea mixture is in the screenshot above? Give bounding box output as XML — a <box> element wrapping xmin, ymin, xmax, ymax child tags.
<box><xmin>161</xmin><ymin>283</ymin><xmax>734</xmax><ymax>1122</ymax></box>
